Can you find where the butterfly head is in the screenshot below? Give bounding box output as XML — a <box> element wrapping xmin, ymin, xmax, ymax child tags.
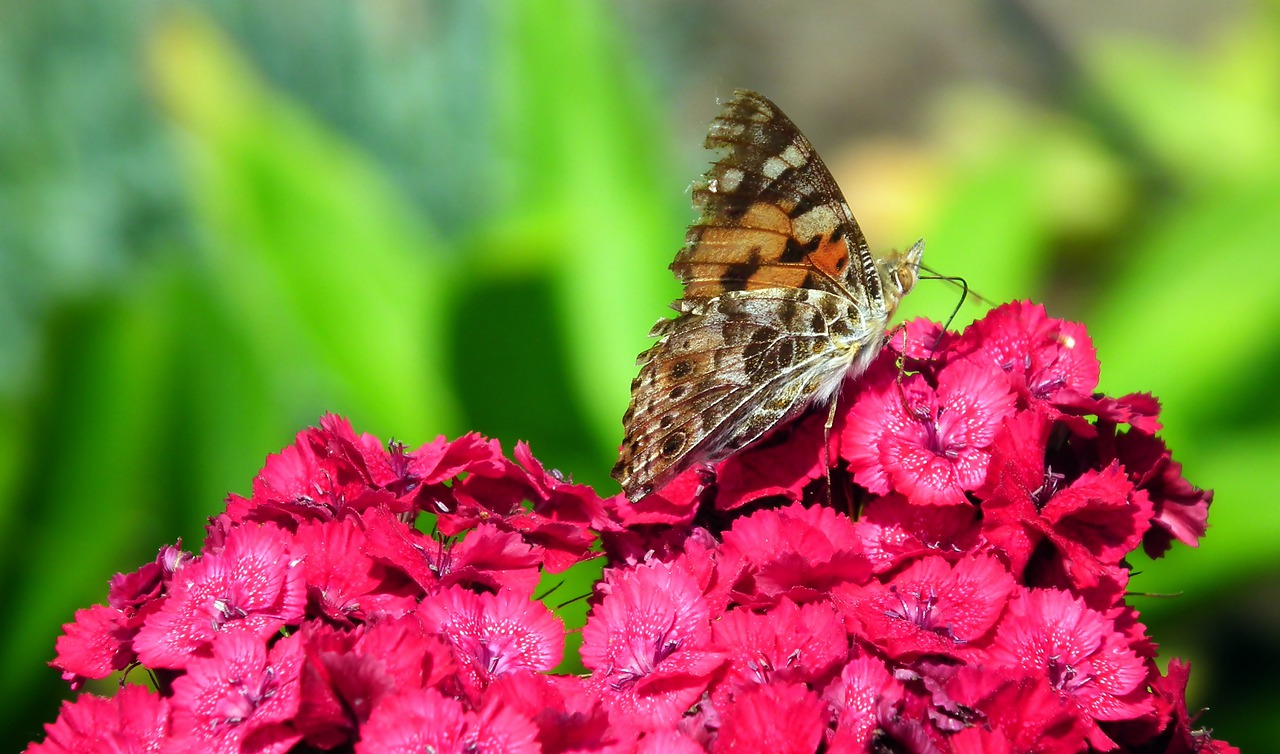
<box><xmin>878</xmin><ymin>239</ymin><xmax>924</xmax><ymax>310</ymax></box>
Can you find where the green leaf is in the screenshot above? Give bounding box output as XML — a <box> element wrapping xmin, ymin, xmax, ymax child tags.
<box><xmin>489</xmin><ymin>0</ymin><xmax>684</xmax><ymax>469</ymax></box>
<box><xmin>149</xmin><ymin>12</ymin><xmax>459</xmax><ymax>441</ymax></box>
<box><xmin>1087</xmin><ymin>178</ymin><xmax>1280</xmax><ymax>444</ymax></box>
<box><xmin>0</xmin><ymin>269</ymin><xmax>179</xmax><ymax>734</ymax></box>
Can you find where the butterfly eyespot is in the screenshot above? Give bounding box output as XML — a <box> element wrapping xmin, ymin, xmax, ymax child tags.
<box><xmin>670</xmin><ymin>385</ymin><xmax>690</xmax><ymax>401</ymax></box>
<box><xmin>743</xmin><ymin>330</ymin><xmax>773</xmax><ymax>363</ymax></box>
<box><xmin>659</xmin><ymin>414</ymin><xmax>676</xmax><ymax>429</ymax></box>
<box><xmin>661</xmin><ymin>434</ymin><xmax>686</xmax><ymax>457</ymax></box>
<box><xmin>669</xmin><ymin>360</ymin><xmax>694</xmax><ymax>379</ymax></box>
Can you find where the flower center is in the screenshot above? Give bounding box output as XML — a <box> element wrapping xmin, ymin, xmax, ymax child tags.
<box><xmin>1047</xmin><ymin>654</ymin><xmax>1092</xmax><ymax>694</ymax></box>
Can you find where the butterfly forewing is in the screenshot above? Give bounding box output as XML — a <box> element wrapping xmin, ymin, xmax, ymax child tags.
<box><xmin>613</xmin><ymin>89</ymin><xmax>922</xmax><ymax>502</ymax></box>
<box><xmin>675</xmin><ymin>90</ymin><xmax>878</xmax><ymax>303</ymax></box>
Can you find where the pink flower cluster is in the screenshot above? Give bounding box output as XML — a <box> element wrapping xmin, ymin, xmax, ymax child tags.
<box><xmin>29</xmin><ymin>302</ymin><xmax>1233</xmax><ymax>753</ymax></box>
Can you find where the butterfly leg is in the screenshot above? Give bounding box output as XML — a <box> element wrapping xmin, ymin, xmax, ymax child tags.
<box><xmin>823</xmin><ymin>391</ymin><xmax>841</xmax><ymax>507</ymax></box>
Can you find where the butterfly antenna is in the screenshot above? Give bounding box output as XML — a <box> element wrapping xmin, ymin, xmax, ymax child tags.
<box><xmin>918</xmin><ymin>265</ymin><xmax>987</xmax><ymax>360</ymax></box>
<box><xmin>918</xmin><ymin>262</ymin><xmax>993</xmax><ymax>308</ymax></box>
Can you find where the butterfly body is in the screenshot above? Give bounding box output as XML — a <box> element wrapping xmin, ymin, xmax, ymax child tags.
<box><xmin>613</xmin><ymin>90</ymin><xmax>922</xmax><ymax>502</ymax></box>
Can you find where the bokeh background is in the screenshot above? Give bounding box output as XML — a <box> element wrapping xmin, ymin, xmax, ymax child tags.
<box><xmin>3</xmin><ymin>0</ymin><xmax>1277</xmax><ymax>749</ymax></box>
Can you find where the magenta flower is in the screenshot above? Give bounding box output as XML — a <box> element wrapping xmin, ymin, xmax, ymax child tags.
<box><xmin>711</xmin><ymin>598</ymin><xmax>847</xmax><ymax>703</ymax></box>
<box><xmin>292</xmin><ymin>517</ymin><xmax>417</xmax><ymax>624</ymax></box>
<box><xmin>712</xmin><ymin>681</ymin><xmax>827</xmax><ymax>754</ymax></box>
<box><xmin>856</xmin><ymin>493</ymin><xmax>981</xmax><ymax>574</ymax></box>
<box><xmin>419</xmin><ymin>586</ymin><xmax>565</xmax><ymax>699</ymax></box>
<box><xmin>355</xmin><ymin>686</ymin><xmax>545</xmax><ymax>752</ymax></box>
<box><xmin>51</xmin><ymin>604</ymin><xmax>132</xmax><ymax>686</ymax></box>
<box><xmin>169</xmin><ymin>631</ymin><xmax>304</xmax><ymax>754</ymax></box>
<box><xmin>134</xmin><ymin>523</ymin><xmax>306</xmax><ymax>669</ymax></box>
<box><xmin>956</xmin><ymin>299</ymin><xmax>1100</xmax><ymax>409</ymax></box>
<box><xmin>25</xmin><ymin>685</ymin><xmax>169</xmax><ymax>754</ymax></box>
<box><xmin>718</xmin><ymin>502</ymin><xmax>870</xmax><ymax>606</ymax></box>
<box><xmin>25</xmin><ymin>300</ymin><xmax>1235</xmax><ymax>753</ymax></box>
<box><xmin>946</xmin><ymin>664</ymin><xmax>1090</xmax><ymax>753</ymax></box>
<box><xmin>843</xmin><ymin>358</ymin><xmax>1017</xmax><ymax>506</ymax></box>
<box><xmin>823</xmin><ymin>653</ymin><xmax>905</xmax><ymax>750</ymax></box>
<box><xmin>356</xmin><ymin>686</ymin><xmax>468</xmax><ymax>754</ymax></box>
<box><xmin>834</xmin><ymin>554</ymin><xmax>1015</xmax><ymax>661</ymax></box>
<box><xmin>982</xmin><ymin>410</ymin><xmax>1152</xmax><ymax>604</ymax></box>
<box><xmin>1104</xmin><ymin>427</ymin><xmax>1213</xmax><ymax>559</ymax></box>
<box><xmin>987</xmin><ymin>588</ymin><xmax>1154</xmax><ymax>750</ymax></box>
<box><xmin>580</xmin><ymin>560</ymin><xmax>724</xmax><ymax>731</ymax></box>
<box><xmin>355</xmin><ymin>686</ymin><xmax>540</xmax><ymax>754</ymax></box>
<box><xmin>293</xmin><ymin>616</ymin><xmax>456</xmax><ymax>747</ymax></box>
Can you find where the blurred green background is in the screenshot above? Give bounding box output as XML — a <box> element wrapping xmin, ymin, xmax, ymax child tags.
<box><xmin>3</xmin><ymin>0</ymin><xmax>1276</xmax><ymax>749</ymax></box>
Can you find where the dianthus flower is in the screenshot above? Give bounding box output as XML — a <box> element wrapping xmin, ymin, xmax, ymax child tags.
<box><xmin>27</xmin><ymin>302</ymin><xmax>1233</xmax><ymax>753</ymax></box>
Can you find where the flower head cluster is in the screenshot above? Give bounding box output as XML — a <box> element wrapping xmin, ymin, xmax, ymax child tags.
<box><xmin>29</xmin><ymin>302</ymin><xmax>1233</xmax><ymax>753</ymax></box>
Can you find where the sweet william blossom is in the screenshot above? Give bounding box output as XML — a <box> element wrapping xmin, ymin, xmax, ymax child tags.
<box><xmin>168</xmin><ymin>631</ymin><xmax>304</xmax><ymax>754</ymax></box>
<box><xmin>834</xmin><ymin>554</ymin><xmax>1015</xmax><ymax>661</ymax></box>
<box><xmin>843</xmin><ymin>358</ymin><xmax>1017</xmax><ymax>507</ymax></box>
<box><xmin>134</xmin><ymin>524</ymin><xmax>306</xmax><ymax>670</ymax></box>
<box><xmin>25</xmin><ymin>685</ymin><xmax>170</xmax><ymax>754</ymax></box>
<box><xmin>580</xmin><ymin>560</ymin><xmax>725</xmax><ymax>731</ymax></box>
<box><xmin>711</xmin><ymin>681</ymin><xmax>827</xmax><ymax>754</ymax></box>
<box><xmin>26</xmin><ymin>300</ymin><xmax>1235</xmax><ymax>753</ymax></box>
<box><xmin>823</xmin><ymin>653</ymin><xmax>905</xmax><ymax>751</ymax></box>
<box><xmin>956</xmin><ymin>299</ymin><xmax>1100</xmax><ymax>409</ymax></box>
<box><xmin>418</xmin><ymin>586</ymin><xmax>566</xmax><ymax>700</ymax></box>
<box><xmin>987</xmin><ymin>588</ymin><xmax>1154</xmax><ymax>750</ymax></box>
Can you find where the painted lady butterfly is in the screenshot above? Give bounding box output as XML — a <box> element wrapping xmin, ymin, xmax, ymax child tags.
<box><xmin>613</xmin><ymin>89</ymin><xmax>923</xmax><ymax>502</ymax></box>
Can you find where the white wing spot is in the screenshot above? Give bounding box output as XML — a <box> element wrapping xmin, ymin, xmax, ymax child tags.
<box><xmin>762</xmin><ymin>155</ymin><xmax>789</xmax><ymax>180</ymax></box>
<box><xmin>720</xmin><ymin>168</ymin><xmax>744</xmax><ymax>192</ymax></box>
<box><xmin>712</xmin><ymin>121</ymin><xmax>746</xmax><ymax>140</ymax></box>
<box><xmin>780</xmin><ymin>143</ymin><xmax>806</xmax><ymax>168</ymax></box>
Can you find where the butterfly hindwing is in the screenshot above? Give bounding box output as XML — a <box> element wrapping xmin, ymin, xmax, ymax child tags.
<box><xmin>614</xmin><ymin>287</ymin><xmax>882</xmax><ymax>500</ymax></box>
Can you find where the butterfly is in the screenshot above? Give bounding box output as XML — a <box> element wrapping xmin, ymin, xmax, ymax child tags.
<box><xmin>612</xmin><ymin>89</ymin><xmax>923</xmax><ymax>503</ymax></box>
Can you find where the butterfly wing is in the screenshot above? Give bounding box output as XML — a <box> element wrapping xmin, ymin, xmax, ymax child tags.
<box><xmin>673</xmin><ymin>89</ymin><xmax>884</xmax><ymax>307</ymax></box>
<box><xmin>613</xmin><ymin>287</ymin><xmax>883</xmax><ymax>502</ymax></box>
